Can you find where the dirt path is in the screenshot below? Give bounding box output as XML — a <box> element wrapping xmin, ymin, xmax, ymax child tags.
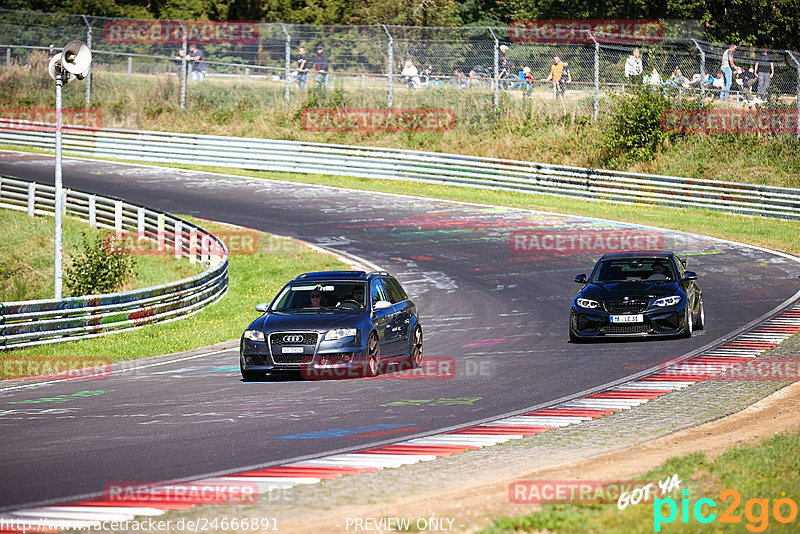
<box><xmin>278</xmin><ymin>381</ymin><xmax>800</xmax><ymax>533</ymax></box>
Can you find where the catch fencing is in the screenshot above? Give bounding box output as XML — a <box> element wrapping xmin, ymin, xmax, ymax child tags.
<box><xmin>0</xmin><ymin>175</ymin><xmax>228</xmax><ymax>349</ymax></box>
<box><xmin>0</xmin><ymin>9</ymin><xmax>798</xmax><ymax>126</ymax></box>
<box><xmin>1</xmin><ymin>124</ymin><xmax>798</xmax><ymax>220</ymax></box>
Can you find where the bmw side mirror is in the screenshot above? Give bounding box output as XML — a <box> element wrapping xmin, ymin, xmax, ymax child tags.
<box><xmin>682</xmin><ymin>271</ymin><xmax>698</xmax><ymax>281</ymax></box>
<box><xmin>374</xmin><ymin>300</ymin><xmax>392</xmax><ymax>311</ymax></box>
<box><xmin>255</xmin><ymin>303</ymin><xmax>269</xmax><ymax>313</ymax></box>
<box><xmin>574</xmin><ymin>274</ymin><xmax>587</xmax><ymax>284</ymax></box>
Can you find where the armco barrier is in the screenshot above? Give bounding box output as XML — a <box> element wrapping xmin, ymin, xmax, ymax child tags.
<box><xmin>1</xmin><ymin>122</ymin><xmax>799</xmax><ymax>220</ymax></box>
<box><xmin>0</xmin><ymin>176</ymin><xmax>228</xmax><ymax>349</ymax></box>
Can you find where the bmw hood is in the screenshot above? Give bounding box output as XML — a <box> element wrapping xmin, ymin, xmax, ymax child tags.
<box><xmin>247</xmin><ymin>311</ymin><xmax>361</xmax><ymax>332</ymax></box>
<box><xmin>579</xmin><ymin>281</ymin><xmax>681</xmax><ymax>300</ymax></box>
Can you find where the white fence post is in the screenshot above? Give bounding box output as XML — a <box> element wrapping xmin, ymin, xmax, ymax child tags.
<box><xmin>200</xmin><ymin>233</ymin><xmax>210</xmax><ymax>264</ymax></box>
<box><xmin>174</xmin><ymin>220</ymin><xmax>183</xmax><ymax>258</ymax></box>
<box><xmin>81</xmin><ymin>14</ymin><xmax>92</xmax><ymax>106</ymax></box>
<box><xmin>281</xmin><ymin>23</ymin><xmax>291</xmax><ymax>107</ymax></box>
<box><xmin>787</xmin><ymin>51</ymin><xmax>800</xmax><ymax>140</ymax></box>
<box><xmin>488</xmin><ymin>27</ymin><xmax>499</xmax><ymax>115</ymax></box>
<box><xmin>189</xmin><ymin>228</ymin><xmax>197</xmax><ymax>264</ymax></box>
<box><xmin>383</xmin><ymin>25</ymin><xmax>393</xmax><ymax>108</ymax></box>
<box><xmin>179</xmin><ymin>21</ymin><xmax>187</xmax><ymax>111</ymax></box>
<box><xmin>137</xmin><ymin>206</ymin><xmax>145</xmax><ymax>237</ymax></box>
<box><xmin>27</xmin><ymin>182</ymin><xmax>35</xmax><ymax>216</ymax></box>
<box><xmin>157</xmin><ymin>213</ymin><xmax>165</xmax><ymax>252</ymax></box>
<box><xmin>88</xmin><ymin>195</ymin><xmax>96</xmax><ymax>227</ymax></box>
<box><xmin>114</xmin><ymin>200</ymin><xmax>123</xmax><ymax>236</ymax></box>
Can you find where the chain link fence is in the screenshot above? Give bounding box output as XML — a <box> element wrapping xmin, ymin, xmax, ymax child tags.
<box><xmin>1</xmin><ymin>9</ymin><xmax>798</xmax><ymax>133</ymax></box>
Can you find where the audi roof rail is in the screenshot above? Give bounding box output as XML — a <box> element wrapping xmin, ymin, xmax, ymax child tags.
<box><xmin>366</xmin><ymin>270</ymin><xmax>391</xmax><ymax>277</ymax></box>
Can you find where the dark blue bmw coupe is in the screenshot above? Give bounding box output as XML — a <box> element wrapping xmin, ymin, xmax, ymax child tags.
<box><xmin>570</xmin><ymin>252</ymin><xmax>704</xmax><ymax>341</ymax></box>
<box><xmin>240</xmin><ymin>270</ymin><xmax>422</xmax><ymax>380</ymax></box>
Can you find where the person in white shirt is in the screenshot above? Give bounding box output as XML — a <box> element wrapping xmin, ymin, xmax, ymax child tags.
<box><xmin>402</xmin><ymin>60</ymin><xmax>421</xmax><ymax>89</ymax></box>
<box><xmin>624</xmin><ymin>49</ymin><xmax>643</xmax><ymax>84</ymax></box>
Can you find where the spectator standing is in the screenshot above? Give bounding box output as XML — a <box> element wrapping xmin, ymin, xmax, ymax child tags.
<box><xmin>499</xmin><ymin>44</ymin><xmax>513</xmax><ymax>89</ymax></box>
<box><xmin>421</xmin><ymin>65</ymin><xmax>436</xmax><ymax>86</ymax></box>
<box><xmin>314</xmin><ymin>44</ymin><xmax>330</xmax><ymax>89</ymax></box>
<box><xmin>624</xmin><ymin>49</ymin><xmax>643</xmax><ymax>85</ymax></box>
<box><xmin>754</xmin><ymin>49</ymin><xmax>774</xmax><ymax>99</ymax></box>
<box><xmin>522</xmin><ymin>66</ymin><xmax>534</xmax><ymax>97</ymax></box>
<box><xmin>401</xmin><ymin>60</ymin><xmax>421</xmax><ymax>89</ymax></box>
<box><xmin>542</xmin><ymin>55</ymin><xmax>565</xmax><ymax>99</ymax></box>
<box><xmin>296</xmin><ymin>47</ymin><xmax>308</xmax><ymax>89</ymax></box>
<box><xmin>720</xmin><ymin>44</ymin><xmax>737</xmax><ymax>99</ymax></box>
<box><xmin>670</xmin><ymin>68</ymin><xmax>688</xmax><ymax>87</ymax></box>
<box><xmin>187</xmin><ymin>44</ymin><xmax>206</xmax><ymax>82</ymax></box>
<box><xmin>559</xmin><ymin>61</ymin><xmax>572</xmax><ymax>94</ymax></box>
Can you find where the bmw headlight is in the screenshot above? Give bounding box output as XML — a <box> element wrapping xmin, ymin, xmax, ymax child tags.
<box><xmin>243</xmin><ymin>329</ymin><xmax>265</xmax><ymax>342</ymax></box>
<box><xmin>325</xmin><ymin>328</ymin><xmax>357</xmax><ymax>341</ymax></box>
<box><xmin>576</xmin><ymin>298</ymin><xmax>599</xmax><ymax>309</ymax></box>
<box><xmin>653</xmin><ymin>295</ymin><xmax>682</xmax><ymax>307</ymax></box>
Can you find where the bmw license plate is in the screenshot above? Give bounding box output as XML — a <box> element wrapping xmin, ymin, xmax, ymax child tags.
<box><xmin>610</xmin><ymin>314</ymin><xmax>644</xmax><ymax>323</ymax></box>
<box><xmin>282</xmin><ymin>346</ymin><xmax>303</xmax><ymax>354</ymax></box>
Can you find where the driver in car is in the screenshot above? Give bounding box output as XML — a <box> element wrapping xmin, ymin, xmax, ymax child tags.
<box><xmin>647</xmin><ymin>262</ymin><xmax>669</xmax><ymax>281</ymax></box>
<box><xmin>307</xmin><ymin>290</ymin><xmax>324</xmax><ymax>307</ymax></box>
<box><xmin>348</xmin><ymin>285</ymin><xmax>365</xmax><ymax>306</ymax></box>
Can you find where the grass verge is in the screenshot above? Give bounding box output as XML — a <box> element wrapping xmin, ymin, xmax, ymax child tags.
<box><xmin>1</xmin><ymin>218</ymin><xmax>347</xmax><ymax>365</ymax></box>
<box><xmin>481</xmin><ymin>429</ymin><xmax>800</xmax><ymax>533</ymax></box>
<box><xmin>0</xmin><ymin>207</ymin><xmax>203</xmax><ymax>301</ymax></box>
<box><xmin>2</xmin><ymin>63</ymin><xmax>799</xmax><ymax>187</ymax></box>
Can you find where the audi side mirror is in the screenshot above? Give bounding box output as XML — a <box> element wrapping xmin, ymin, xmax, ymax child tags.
<box><xmin>255</xmin><ymin>303</ymin><xmax>268</xmax><ymax>313</ymax></box>
<box><xmin>574</xmin><ymin>274</ymin><xmax>587</xmax><ymax>284</ymax></box>
<box><xmin>374</xmin><ymin>300</ymin><xmax>392</xmax><ymax>311</ymax></box>
<box><xmin>682</xmin><ymin>271</ymin><xmax>698</xmax><ymax>281</ymax></box>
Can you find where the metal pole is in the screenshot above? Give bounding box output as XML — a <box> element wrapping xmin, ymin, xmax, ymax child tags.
<box><xmin>692</xmin><ymin>39</ymin><xmax>705</xmax><ymax>98</ymax></box>
<box><xmin>488</xmin><ymin>28</ymin><xmax>499</xmax><ymax>114</ymax></box>
<box><xmin>382</xmin><ymin>25</ymin><xmax>393</xmax><ymax>107</ymax></box>
<box><xmin>787</xmin><ymin>51</ymin><xmax>800</xmax><ymax>140</ymax></box>
<box><xmin>590</xmin><ymin>32</ymin><xmax>599</xmax><ymax>121</ymax></box>
<box><xmin>280</xmin><ymin>24</ymin><xmax>291</xmax><ymax>107</ymax></box>
<box><xmin>54</xmin><ymin>75</ymin><xmax>64</xmax><ymax>299</ymax></box>
<box><xmin>82</xmin><ymin>15</ymin><xmax>92</xmax><ymax>106</ymax></box>
<box><xmin>127</xmin><ymin>56</ymin><xmax>132</xmax><ymax>77</ymax></box>
<box><xmin>6</xmin><ymin>47</ymin><xmax>10</xmax><ymax>67</ymax></box>
<box><xmin>179</xmin><ymin>21</ymin><xmax>187</xmax><ymax>111</ymax></box>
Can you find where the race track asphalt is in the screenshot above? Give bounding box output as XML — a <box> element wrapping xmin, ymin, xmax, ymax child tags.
<box><xmin>1</xmin><ymin>151</ymin><xmax>799</xmax><ymax>510</ymax></box>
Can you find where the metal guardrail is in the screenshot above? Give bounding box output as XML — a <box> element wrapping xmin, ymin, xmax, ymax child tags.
<box><xmin>0</xmin><ymin>175</ymin><xmax>228</xmax><ymax>349</ymax></box>
<box><xmin>1</xmin><ymin>123</ymin><xmax>799</xmax><ymax>220</ymax></box>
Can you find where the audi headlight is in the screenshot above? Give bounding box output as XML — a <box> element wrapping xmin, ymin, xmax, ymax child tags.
<box><xmin>325</xmin><ymin>328</ymin><xmax>357</xmax><ymax>341</ymax></box>
<box><xmin>653</xmin><ymin>295</ymin><xmax>682</xmax><ymax>307</ymax></box>
<box><xmin>243</xmin><ymin>329</ymin><xmax>265</xmax><ymax>342</ymax></box>
<box><xmin>576</xmin><ymin>298</ymin><xmax>599</xmax><ymax>309</ymax></box>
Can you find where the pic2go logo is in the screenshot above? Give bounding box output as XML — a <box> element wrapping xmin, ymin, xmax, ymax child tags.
<box><xmin>654</xmin><ymin>489</ymin><xmax>799</xmax><ymax>532</ymax></box>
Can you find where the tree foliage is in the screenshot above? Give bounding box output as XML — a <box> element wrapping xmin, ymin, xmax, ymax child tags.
<box><xmin>4</xmin><ymin>0</ymin><xmax>799</xmax><ymax>51</ymax></box>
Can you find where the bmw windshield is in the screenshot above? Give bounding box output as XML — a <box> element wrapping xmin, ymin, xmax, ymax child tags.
<box><xmin>590</xmin><ymin>258</ymin><xmax>676</xmax><ymax>284</ymax></box>
<box><xmin>270</xmin><ymin>282</ymin><xmax>367</xmax><ymax>312</ymax></box>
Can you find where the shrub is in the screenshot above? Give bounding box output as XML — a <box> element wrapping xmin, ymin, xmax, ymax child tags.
<box><xmin>600</xmin><ymin>86</ymin><xmax>707</xmax><ymax>167</ymax></box>
<box><xmin>65</xmin><ymin>232</ymin><xmax>136</xmax><ymax>296</ymax></box>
